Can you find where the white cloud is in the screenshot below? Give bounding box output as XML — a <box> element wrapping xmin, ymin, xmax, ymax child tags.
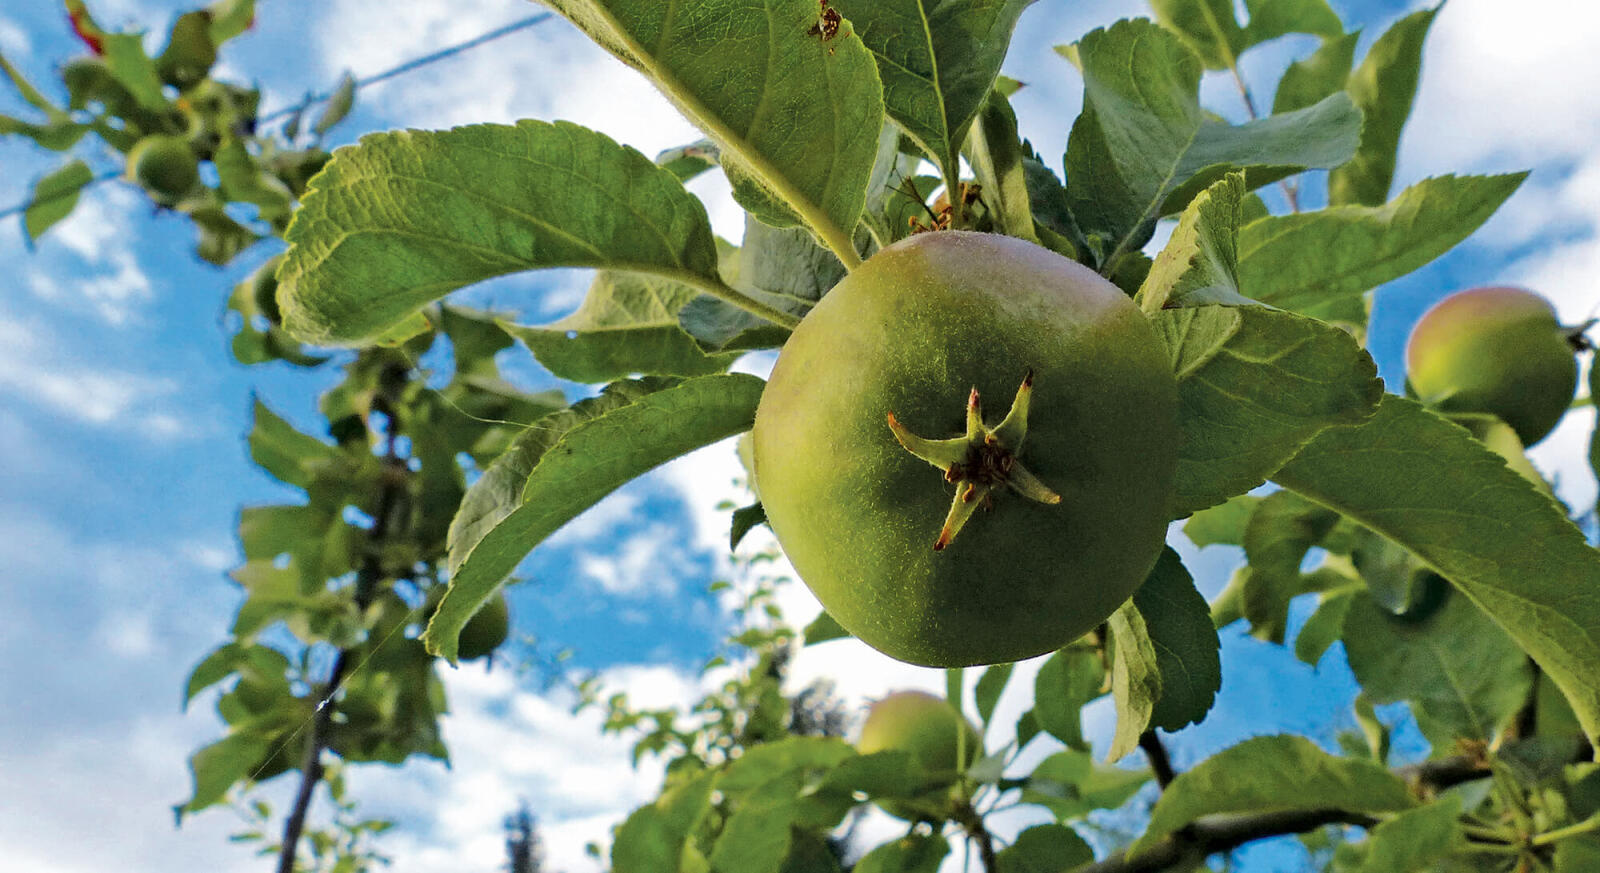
<box><xmin>25</xmin><ymin>187</ymin><xmax>156</xmax><ymax>325</ymax></box>
<box><xmin>576</xmin><ymin>522</ymin><xmax>691</xmax><ymax>597</ymax></box>
<box><xmin>0</xmin><ymin>309</ymin><xmax>187</xmax><ymax>436</ymax></box>
<box><xmin>0</xmin><ymin>15</ymin><xmax>29</xmax><ymax>57</ymax></box>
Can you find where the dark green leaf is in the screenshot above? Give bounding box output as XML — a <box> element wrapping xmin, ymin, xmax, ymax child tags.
<box><xmin>612</xmin><ymin>768</ymin><xmax>717</xmax><ymax>873</ymax></box>
<box><xmin>185</xmin><ymin>202</ymin><xmax>263</xmax><ymax>266</ymax></box>
<box><xmin>854</xmin><ymin>833</ymin><xmax>949</xmax><ymax>873</ymax></box>
<box><xmin>1154</xmin><ymin>305</ymin><xmax>1382</xmax><ymax>516</ymax></box>
<box><xmin>426</xmin><ymin>374</ymin><xmax>765</xmax><ymax>662</ymax></box>
<box><xmin>730</xmin><ymin>502</ymin><xmax>766</xmax><ymax>551</ymax></box>
<box><xmin>996</xmin><ymin>824</ymin><xmax>1093</xmax><ymax>873</ymax></box>
<box><xmin>802</xmin><ymin>610</ymin><xmax>849</xmax><ymax>646</ymax></box>
<box><xmin>1354</xmin><ymin>796</ymin><xmax>1462</xmax><ymax>873</ymax></box>
<box><xmin>975</xmin><ymin>662</ymin><xmax>1014</xmax><ymax>726</ymax></box>
<box><xmin>1240</xmin><ymin>0</ymin><xmax>1344</xmax><ymax>49</ymax></box>
<box><xmin>23</xmin><ymin>159</ymin><xmax>94</xmax><ymax>244</ymax></box>
<box><xmin>1132</xmin><ymin>734</ymin><xmax>1414</xmax><ymax>854</ymax></box>
<box><xmin>1064</xmin><ymin>20</ymin><xmax>1360</xmax><ymax>264</ymax></box>
<box><xmin>1328</xmin><ymin>7</ymin><xmax>1440</xmax><ymax>206</ymax></box>
<box><xmin>1556</xmin><ymin>837</ymin><xmax>1600</xmax><ymax>873</ymax></box>
<box><xmin>544</xmin><ymin>0</ymin><xmax>883</xmax><ymax>263</ymax></box>
<box><xmin>1138</xmin><ymin>172</ymin><xmax>1248</xmax><ymax>312</ymax></box>
<box><xmin>1033</xmin><ymin>646</ymin><xmax>1104</xmax><ymax>750</ymax></box>
<box><xmin>1273</xmin><ymin>30</ymin><xmax>1360</xmax><ymax>115</ymax></box>
<box><xmin>679</xmin><ymin>214</ymin><xmax>838</xmax><ymax>353</ymax></box>
<box><xmin>1240</xmin><ymin>174</ymin><xmax>1527</xmax><ymax>322</ymax></box>
<box><xmin>1136</xmin><ymin>548</ymin><xmax>1221</xmax><ymax>731</ymax></box>
<box><xmin>1275</xmin><ymin>395</ymin><xmax>1600</xmax><ymax>747</ymax></box>
<box><xmin>278</xmin><ymin>121</ymin><xmax>724</xmax><ymax>346</ymax></box>
<box><xmin>1343</xmin><ymin>589</ymin><xmax>1533</xmax><ymax>750</ymax></box>
<box><xmin>964</xmin><ymin>89</ymin><xmax>1038</xmax><ymax>241</ymax></box>
<box><xmin>214</xmin><ymin>140</ymin><xmax>293</xmax><ymax>222</ymax></box>
<box><xmin>833</xmin><ymin>0</ymin><xmax>1031</xmax><ymax>181</ymax></box>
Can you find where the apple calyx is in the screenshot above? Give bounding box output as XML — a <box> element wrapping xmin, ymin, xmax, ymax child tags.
<box><xmin>887</xmin><ymin>369</ymin><xmax>1062</xmax><ymax>551</ymax></box>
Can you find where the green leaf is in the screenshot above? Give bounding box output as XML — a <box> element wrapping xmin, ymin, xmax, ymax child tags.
<box><xmin>1294</xmin><ymin>583</ymin><xmax>1360</xmax><ymax>666</ymax></box>
<box><xmin>1343</xmin><ymin>589</ymin><xmax>1533</xmax><ymax>750</ymax></box>
<box><xmin>247</xmin><ymin>399</ymin><xmax>342</xmax><ymax>491</ymax></box>
<box><xmin>23</xmin><ymin>159</ymin><xmax>94</xmax><ymax>244</ymax></box>
<box><xmin>100</xmin><ymin>33</ymin><xmax>169</xmax><ymax>112</ymax></box>
<box><xmin>656</xmin><ymin>139</ymin><xmax>721</xmax><ymax>183</ymax></box>
<box><xmin>1135</xmin><ymin>548</ymin><xmax>1221</xmax><ymax>731</ymax></box>
<box><xmin>278</xmin><ymin>120</ymin><xmax>723</xmax><ymax>346</ymax></box>
<box><xmin>1183</xmin><ymin>494</ymin><xmax>1260</xmax><ymax>548</ymax></box>
<box><xmin>678</xmin><ymin>215</ymin><xmax>837</xmax><ymax>353</ymax></box>
<box><xmin>1154</xmin><ymin>305</ymin><xmax>1382</xmax><ymax>517</ymax></box>
<box><xmin>730</xmin><ymin>502</ymin><xmax>767</xmax><ymax>551</ymax></box>
<box><xmin>854</xmin><ymin>834</ymin><xmax>948</xmax><ymax>873</ymax></box>
<box><xmin>613</xmin><ymin>768</ymin><xmax>717</xmax><ymax>873</ymax></box>
<box><xmin>1354</xmin><ymin>796</ymin><xmax>1462</xmax><ymax>873</ymax></box>
<box><xmin>975</xmin><ymin>662</ymin><xmax>1014</xmax><ymax>726</ymax></box>
<box><xmin>964</xmin><ymin>89</ymin><xmax>1038</xmax><ymax>241</ymax></box>
<box><xmin>1064</xmin><ymin>19</ymin><xmax>1361</xmax><ymax>264</ymax></box>
<box><xmin>426</xmin><ymin>374</ymin><xmax>765</xmax><ymax>662</ymax></box>
<box><xmin>802</xmin><ymin>610</ymin><xmax>849</xmax><ymax>645</ymax></box>
<box><xmin>178</xmin><ymin>730</ymin><xmax>273</xmax><ymax>816</ymax></box>
<box><xmin>1150</xmin><ymin>0</ymin><xmax>1340</xmax><ymax>71</ymax></box>
<box><xmin>1329</xmin><ymin>7</ymin><xmax>1440</xmax><ymax>206</ymax></box>
<box><xmin>185</xmin><ymin>202</ymin><xmax>264</xmax><ymax>267</ymax></box>
<box><xmin>214</xmin><ymin>140</ymin><xmax>293</xmax><ymax>222</ymax></box>
<box><xmin>1275</xmin><ymin>395</ymin><xmax>1600</xmax><ymax>747</ymax></box>
<box><xmin>1132</xmin><ymin>734</ymin><xmax>1414</xmax><ymax>855</ymax></box>
<box><xmin>505</xmin><ymin>271</ymin><xmax>739</xmax><ymax>383</ymax></box>
<box><xmin>834</xmin><ymin>0</ymin><xmax>1032</xmax><ymax>182</ymax></box>
<box><xmin>0</xmin><ymin>50</ymin><xmax>61</xmax><ymax>115</ymax></box>
<box><xmin>1556</xmin><ymin>837</ymin><xmax>1600</xmax><ymax>873</ymax></box>
<box><xmin>1273</xmin><ymin>30</ymin><xmax>1360</xmax><ymax>115</ymax></box>
<box><xmin>1105</xmin><ymin>601</ymin><xmax>1161</xmax><ymax>762</ymax></box>
<box><xmin>996</xmin><ymin>824</ymin><xmax>1093</xmax><ymax>873</ymax></box>
<box><xmin>1138</xmin><ymin>172</ymin><xmax>1247</xmax><ymax>313</ymax></box>
<box><xmin>1033</xmin><ymin>646</ymin><xmax>1105</xmax><ymax>751</ymax></box>
<box><xmin>1238</xmin><ymin>490</ymin><xmax>1341</xmax><ymax>642</ymax></box>
<box><xmin>1239</xmin><ymin>174</ymin><xmax>1528</xmax><ymax>322</ymax></box>
<box><xmin>1022</xmin><ymin>749</ymin><xmax>1151</xmax><ymax>820</ymax></box>
<box><xmin>208</xmin><ymin>0</ymin><xmax>257</xmax><ymax>45</ymax></box>
<box><xmin>312</xmin><ymin>72</ymin><xmax>357</xmax><ymax>138</ymax></box>
<box><xmin>544</xmin><ymin>0</ymin><xmax>884</xmax><ymax>265</ymax></box>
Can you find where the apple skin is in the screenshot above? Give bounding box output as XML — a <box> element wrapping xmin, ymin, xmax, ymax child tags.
<box><xmin>1405</xmin><ymin>287</ymin><xmax>1577</xmax><ymax>447</ymax></box>
<box><xmin>751</xmin><ymin>231</ymin><xmax>1178</xmax><ymax>667</ymax></box>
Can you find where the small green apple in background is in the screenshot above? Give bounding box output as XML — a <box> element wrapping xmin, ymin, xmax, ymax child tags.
<box><xmin>426</xmin><ymin>589</ymin><xmax>510</xmax><ymax>662</ymax></box>
<box><xmin>1406</xmin><ymin>286</ymin><xmax>1587</xmax><ymax>447</ymax></box>
<box><xmin>125</xmin><ymin>134</ymin><xmax>200</xmax><ymax>205</ymax></box>
<box><xmin>857</xmin><ymin>691</ymin><xmax>981</xmax><ymax>821</ymax></box>
<box><xmin>751</xmin><ymin>232</ymin><xmax>1179</xmax><ymax>668</ymax></box>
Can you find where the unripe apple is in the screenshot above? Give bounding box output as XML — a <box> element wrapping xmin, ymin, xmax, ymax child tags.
<box><xmin>1405</xmin><ymin>287</ymin><xmax>1579</xmax><ymax>447</ymax></box>
<box><xmin>126</xmin><ymin>134</ymin><xmax>200</xmax><ymax>205</ymax></box>
<box><xmin>857</xmin><ymin>691</ymin><xmax>980</xmax><ymax>819</ymax></box>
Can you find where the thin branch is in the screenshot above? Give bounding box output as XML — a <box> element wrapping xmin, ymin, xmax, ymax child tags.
<box><xmin>275</xmin><ymin>414</ymin><xmax>408</xmax><ymax>873</ymax></box>
<box><xmin>1227</xmin><ymin>60</ymin><xmax>1302</xmax><ymax>213</ymax></box>
<box><xmin>954</xmin><ymin>802</ymin><xmax>999</xmax><ymax>873</ymax></box>
<box><xmin>1069</xmin><ymin>808</ymin><xmax>1378</xmax><ymax>873</ymax></box>
<box><xmin>1139</xmin><ymin>731</ymin><xmax>1176</xmax><ymax>790</ymax></box>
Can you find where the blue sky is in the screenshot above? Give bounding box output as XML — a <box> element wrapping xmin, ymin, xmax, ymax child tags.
<box><xmin>1</xmin><ymin>1</ymin><xmax>1597</xmax><ymax>871</ymax></box>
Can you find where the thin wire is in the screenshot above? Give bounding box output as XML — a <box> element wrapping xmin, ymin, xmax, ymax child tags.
<box><xmin>257</xmin><ymin>12</ymin><xmax>554</xmax><ymax>125</ymax></box>
<box><xmin>0</xmin><ymin>12</ymin><xmax>557</xmax><ymax>226</ymax></box>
